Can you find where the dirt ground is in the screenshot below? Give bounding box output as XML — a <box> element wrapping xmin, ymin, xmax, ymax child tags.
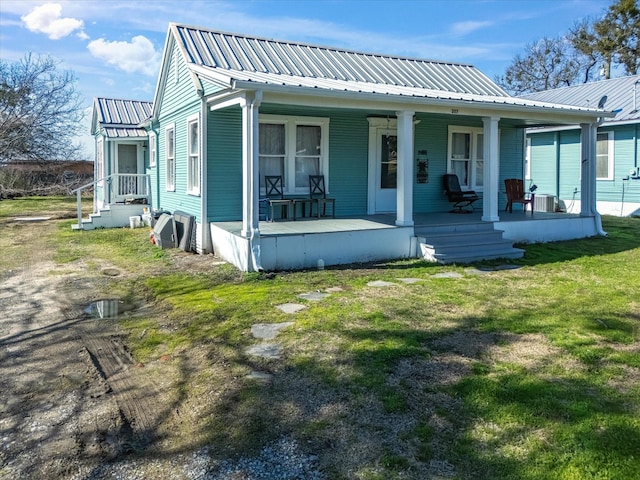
<box><xmin>0</xmin><ymin>217</ymin><xmax>233</xmax><ymax>479</ymax></box>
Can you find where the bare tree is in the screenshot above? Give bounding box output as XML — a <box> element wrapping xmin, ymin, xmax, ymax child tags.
<box><xmin>0</xmin><ymin>53</ymin><xmax>84</xmax><ymax>165</ymax></box>
<box><xmin>495</xmin><ymin>37</ymin><xmax>582</xmax><ymax>95</ymax></box>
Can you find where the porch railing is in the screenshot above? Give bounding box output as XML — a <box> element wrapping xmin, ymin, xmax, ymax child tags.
<box><xmin>71</xmin><ymin>173</ymin><xmax>152</xmax><ymax>229</ymax></box>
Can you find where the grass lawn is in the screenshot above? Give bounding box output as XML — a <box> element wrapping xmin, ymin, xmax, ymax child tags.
<box><xmin>2</xmin><ymin>196</ymin><xmax>639</xmax><ymax>479</ymax></box>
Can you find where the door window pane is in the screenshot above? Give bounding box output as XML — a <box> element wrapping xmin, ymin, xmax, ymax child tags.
<box><xmin>475</xmin><ymin>133</ymin><xmax>484</xmax><ymax>187</ymax></box>
<box><xmin>380</xmin><ymin>134</ymin><xmax>397</xmax><ymax>189</ymax></box>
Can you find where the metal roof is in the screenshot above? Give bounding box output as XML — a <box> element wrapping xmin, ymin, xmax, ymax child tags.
<box><xmin>520</xmin><ymin>75</ymin><xmax>640</xmax><ymax>125</ymax></box>
<box><xmin>94</xmin><ymin>97</ymin><xmax>153</xmax><ymax>126</ymax></box>
<box><xmin>173</xmin><ymin>23</ymin><xmax>508</xmax><ymax>97</ymax></box>
<box><xmin>103</xmin><ymin>127</ymin><xmax>149</xmax><ymax>138</ymax></box>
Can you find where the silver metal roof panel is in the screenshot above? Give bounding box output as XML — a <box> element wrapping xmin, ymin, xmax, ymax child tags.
<box><xmin>173</xmin><ymin>23</ymin><xmax>508</xmax><ymax>97</ymax></box>
<box><xmin>520</xmin><ymin>75</ymin><xmax>640</xmax><ymax>125</ymax></box>
<box><xmin>95</xmin><ymin>98</ymin><xmax>152</xmax><ymax>126</ymax></box>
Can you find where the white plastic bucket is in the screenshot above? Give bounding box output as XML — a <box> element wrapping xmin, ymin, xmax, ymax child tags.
<box><xmin>129</xmin><ymin>216</ymin><xmax>141</xmax><ymax>229</ymax></box>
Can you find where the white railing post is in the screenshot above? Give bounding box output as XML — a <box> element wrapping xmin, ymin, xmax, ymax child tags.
<box><xmin>76</xmin><ymin>189</ymin><xmax>82</xmax><ymax>228</ymax></box>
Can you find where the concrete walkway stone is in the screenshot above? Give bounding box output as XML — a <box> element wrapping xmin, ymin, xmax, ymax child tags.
<box><xmin>246</xmin><ymin>343</ymin><xmax>283</xmax><ymax>359</ymax></box>
<box><xmin>298</xmin><ymin>292</ymin><xmax>330</xmax><ymax>301</ymax></box>
<box><xmin>276</xmin><ymin>303</ymin><xmax>307</xmax><ymax>314</ymax></box>
<box><xmin>251</xmin><ymin>322</ymin><xmax>294</xmax><ymax>340</ymax></box>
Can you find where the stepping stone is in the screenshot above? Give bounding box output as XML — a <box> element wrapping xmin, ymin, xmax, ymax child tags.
<box><xmin>367</xmin><ymin>280</ymin><xmax>398</xmax><ymax>287</ymax></box>
<box><xmin>464</xmin><ymin>268</ymin><xmax>492</xmax><ymax>275</ymax></box>
<box><xmin>298</xmin><ymin>292</ymin><xmax>330</xmax><ymax>301</ymax></box>
<box><xmin>397</xmin><ymin>277</ymin><xmax>423</xmax><ymax>284</ymax></box>
<box><xmin>246</xmin><ymin>343</ymin><xmax>282</xmax><ymax>359</ymax></box>
<box><xmin>101</xmin><ymin>268</ymin><xmax>121</xmax><ymax>277</ymax></box>
<box><xmin>431</xmin><ymin>272</ymin><xmax>463</xmax><ymax>279</ymax></box>
<box><xmin>326</xmin><ymin>287</ymin><xmax>344</xmax><ymax>293</ymax></box>
<box><xmin>251</xmin><ymin>322</ymin><xmax>294</xmax><ymax>340</ymax></box>
<box><xmin>276</xmin><ymin>303</ymin><xmax>307</xmax><ymax>314</ymax></box>
<box><xmin>247</xmin><ymin>371</ymin><xmax>273</xmax><ymax>382</ymax></box>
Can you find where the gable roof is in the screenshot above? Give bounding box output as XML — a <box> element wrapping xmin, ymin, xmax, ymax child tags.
<box><xmin>173</xmin><ymin>24</ymin><xmax>507</xmax><ymax>97</ymax></box>
<box><xmin>520</xmin><ymin>75</ymin><xmax>640</xmax><ymax>126</ymax></box>
<box><xmin>92</xmin><ymin>97</ymin><xmax>153</xmax><ymax>138</ymax></box>
<box><xmin>152</xmin><ymin>23</ymin><xmax>610</xmax><ymax>124</ymax></box>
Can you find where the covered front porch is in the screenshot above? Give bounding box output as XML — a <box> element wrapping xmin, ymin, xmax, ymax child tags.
<box><xmin>210</xmin><ymin>210</ymin><xmax>600</xmax><ymax>271</ymax></box>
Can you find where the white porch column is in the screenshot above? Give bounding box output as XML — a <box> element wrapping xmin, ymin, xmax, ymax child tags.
<box><xmin>580</xmin><ymin>122</ymin><xmax>597</xmax><ymax>217</ymax></box>
<box><xmin>240</xmin><ymin>91</ymin><xmax>262</xmax><ymax>238</ymax></box>
<box><xmin>482</xmin><ymin>116</ymin><xmax>500</xmax><ymax>222</ymax></box>
<box><xmin>395</xmin><ymin>110</ymin><xmax>414</xmax><ymax>227</ymax></box>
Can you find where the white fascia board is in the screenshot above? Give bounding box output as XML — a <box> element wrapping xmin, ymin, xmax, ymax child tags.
<box><xmin>255</xmin><ymin>85</ymin><xmax>606</xmax><ymax>125</ymax></box>
<box><xmin>188</xmin><ymin>64</ymin><xmax>234</xmax><ymax>88</ymax></box>
<box><xmin>151</xmin><ymin>25</ymin><xmax>176</xmax><ymax>119</ymax></box>
<box><xmin>208</xmin><ymin>90</ymin><xmax>247</xmax><ymax>111</ymax></box>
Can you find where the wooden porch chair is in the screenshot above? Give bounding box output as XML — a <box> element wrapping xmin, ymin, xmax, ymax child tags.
<box><xmin>309</xmin><ymin>175</ymin><xmax>336</xmax><ymax>218</ymax></box>
<box><xmin>504</xmin><ymin>178</ymin><xmax>534</xmax><ymax>214</ymax></box>
<box><xmin>443</xmin><ymin>174</ymin><xmax>479</xmax><ymax>213</ymax></box>
<box><xmin>264</xmin><ymin>175</ymin><xmax>292</xmax><ymax>221</ymax></box>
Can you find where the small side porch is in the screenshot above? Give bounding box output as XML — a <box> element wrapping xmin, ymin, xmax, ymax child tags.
<box><xmin>72</xmin><ymin>173</ymin><xmax>152</xmax><ymax>230</ymax></box>
<box><xmin>210</xmin><ymin>211</ymin><xmax>596</xmax><ymax>271</ymax></box>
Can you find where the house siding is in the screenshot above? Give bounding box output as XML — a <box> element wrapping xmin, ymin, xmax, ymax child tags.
<box><xmin>204</xmin><ymin>106</ymin><xmax>527</xmax><ymax>221</ymax></box>
<box><xmin>528</xmin><ymin>124</ymin><xmax>640</xmax><ymax>212</ymax></box>
<box><xmin>155</xmin><ymin>40</ymin><xmax>203</xmax><ymax>222</ymax></box>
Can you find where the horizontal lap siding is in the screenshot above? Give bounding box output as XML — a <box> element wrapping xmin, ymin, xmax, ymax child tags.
<box><xmin>414</xmin><ymin>115</ymin><xmax>450</xmax><ymax>213</ymax></box>
<box><xmin>559</xmin><ymin>131</ymin><xmax>581</xmax><ymax>199</ymax></box>
<box><xmin>208</xmin><ymin>108</ymin><xmax>242</xmax><ymax>221</ymax></box>
<box><xmin>529</xmin><ymin>132</ymin><xmax>557</xmax><ymax>197</ymax></box>
<box><xmin>499</xmin><ymin>126</ymin><xmax>525</xmax><ymax>211</ymax></box>
<box><xmin>260</xmin><ymin>104</ymin><xmax>370</xmax><ymax>215</ymax></box>
<box><xmin>156</xmin><ymin>42</ymin><xmax>202</xmax><ymax>220</ymax></box>
<box><xmin>602</xmin><ymin>125</ymin><xmax>638</xmax><ymax>203</ymax></box>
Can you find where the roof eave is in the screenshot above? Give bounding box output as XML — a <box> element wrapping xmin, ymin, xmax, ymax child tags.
<box><xmin>231</xmin><ymin>79</ymin><xmax>610</xmax><ymax>124</ymax></box>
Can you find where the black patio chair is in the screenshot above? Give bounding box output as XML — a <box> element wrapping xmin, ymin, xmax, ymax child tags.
<box><xmin>309</xmin><ymin>175</ymin><xmax>336</xmax><ymax>218</ymax></box>
<box><xmin>443</xmin><ymin>174</ymin><xmax>479</xmax><ymax>213</ymax></box>
<box><xmin>264</xmin><ymin>175</ymin><xmax>292</xmax><ymax>221</ymax></box>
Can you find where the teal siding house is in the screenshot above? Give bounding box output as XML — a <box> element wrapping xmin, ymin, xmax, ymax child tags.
<box><xmin>83</xmin><ymin>23</ymin><xmax>612</xmax><ymax>271</ymax></box>
<box><xmin>522</xmin><ymin>75</ymin><xmax>640</xmax><ymax>217</ymax></box>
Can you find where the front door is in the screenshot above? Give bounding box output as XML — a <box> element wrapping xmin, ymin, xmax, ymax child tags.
<box><xmin>375</xmin><ymin>130</ymin><xmax>397</xmax><ymax>212</ymax></box>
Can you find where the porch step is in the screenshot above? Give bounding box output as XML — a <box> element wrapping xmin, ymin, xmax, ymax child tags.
<box><xmin>72</xmin><ymin>204</ymin><xmax>149</xmax><ymax>230</ymax></box>
<box><xmin>416</xmin><ymin>222</ymin><xmax>524</xmax><ymax>264</ymax></box>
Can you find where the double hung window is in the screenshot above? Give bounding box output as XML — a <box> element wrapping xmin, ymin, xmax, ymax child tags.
<box><xmin>187</xmin><ymin>114</ymin><xmax>200</xmax><ymax>195</ymax></box>
<box><xmin>165</xmin><ymin>125</ymin><xmax>175</xmax><ymax>191</ymax></box>
<box><xmin>148</xmin><ymin>132</ymin><xmax>156</xmax><ymax>168</ymax></box>
<box><xmin>448</xmin><ymin>126</ymin><xmax>485</xmax><ymax>191</ymax></box>
<box><xmin>596</xmin><ymin>131</ymin><xmax>614</xmax><ymax>180</ymax></box>
<box><xmin>259</xmin><ymin>115</ymin><xmax>329</xmax><ymax>195</ymax></box>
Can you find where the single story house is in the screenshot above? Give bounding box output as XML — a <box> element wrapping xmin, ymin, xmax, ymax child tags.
<box><xmin>521</xmin><ymin>75</ymin><xmax>640</xmax><ymax>217</ymax></box>
<box><xmin>80</xmin><ymin>23</ymin><xmax>614</xmax><ymax>271</ymax></box>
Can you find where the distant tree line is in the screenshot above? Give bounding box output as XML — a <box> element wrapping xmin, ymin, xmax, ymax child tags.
<box><xmin>496</xmin><ymin>0</ymin><xmax>640</xmax><ymax>95</ymax></box>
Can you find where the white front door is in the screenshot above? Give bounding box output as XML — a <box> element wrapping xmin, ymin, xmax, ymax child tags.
<box><xmin>375</xmin><ymin>129</ymin><xmax>397</xmax><ymax>212</ymax></box>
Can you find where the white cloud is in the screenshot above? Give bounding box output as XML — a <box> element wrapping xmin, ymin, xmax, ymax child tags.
<box><xmin>450</xmin><ymin>20</ymin><xmax>493</xmax><ymax>36</ymax></box>
<box><xmin>21</xmin><ymin>3</ymin><xmax>85</xmax><ymax>40</ymax></box>
<box><xmin>87</xmin><ymin>35</ymin><xmax>160</xmax><ymax>76</ymax></box>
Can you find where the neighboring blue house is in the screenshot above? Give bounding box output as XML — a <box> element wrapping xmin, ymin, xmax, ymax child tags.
<box><xmin>77</xmin><ymin>98</ymin><xmax>153</xmax><ymax>229</ymax></box>
<box><xmin>522</xmin><ymin>75</ymin><xmax>640</xmax><ymax>217</ymax></box>
<box><xmin>81</xmin><ymin>23</ymin><xmax>612</xmax><ymax>271</ymax></box>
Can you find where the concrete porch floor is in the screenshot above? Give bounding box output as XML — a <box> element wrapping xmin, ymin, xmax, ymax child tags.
<box><xmin>213</xmin><ymin>210</ymin><xmax>579</xmax><ymax>237</ymax></box>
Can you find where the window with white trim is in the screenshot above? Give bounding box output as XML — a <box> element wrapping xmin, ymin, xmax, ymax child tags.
<box><xmin>448</xmin><ymin>126</ymin><xmax>484</xmax><ymax>191</ymax></box>
<box><xmin>596</xmin><ymin>131</ymin><xmax>614</xmax><ymax>180</ymax></box>
<box><xmin>258</xmin><ymin>115</ymin><xmax>329</xmax><ymax>194</ymax></box>
<box><xmin>165</xmin><ymin>125</ymin><xmax>175</xmax><ymax>191</ymax></box>
<box><xmin>187</xmin><ymin>114</ymin><xmax>200</xmax><ymax>195</ymax></box>
<box><xmin>525</xmin><ymin>137</ymin><xmax>531</xmax><ymax>180</ymax></box>
<box><xmin>149</xmin><ymin>132</ymin><xmax>156</xmax><ymax>168</ymax></box>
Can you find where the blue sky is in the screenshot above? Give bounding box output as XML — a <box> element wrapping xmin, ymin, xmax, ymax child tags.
<box><xmin>0</xmin><ymin>0</ymin><xmax>610</xmax><ymax>157</ymax></box>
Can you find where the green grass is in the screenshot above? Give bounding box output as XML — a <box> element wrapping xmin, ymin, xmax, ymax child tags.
<box><xmin>2</xmin><ymin>198</ymin><xmax>639</xmax><ymax>479</ymax></box>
